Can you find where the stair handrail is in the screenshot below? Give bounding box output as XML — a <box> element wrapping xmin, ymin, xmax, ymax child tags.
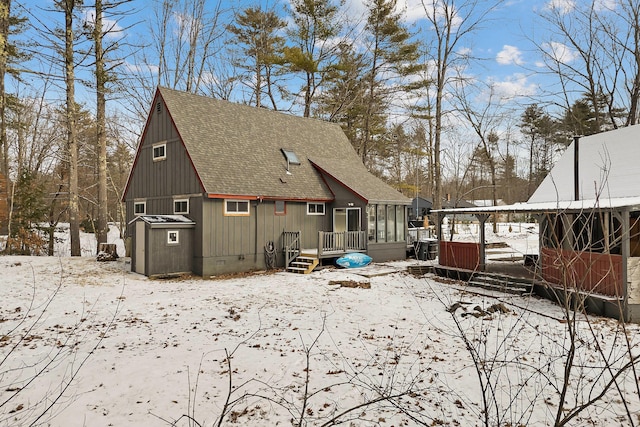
<box><xmin>283</xmin><ymin>230</ymin><xmax>301</xmax><ymax>268</ymax></box>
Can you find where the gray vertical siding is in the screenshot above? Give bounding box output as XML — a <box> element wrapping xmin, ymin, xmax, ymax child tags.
<box><xmin>146</xmin><ymin>226</ymin><xmax>194</xmax><ymax>276</ymax></box>
<box><xmin>197</xmin><ymin>199</ymin><xmax>331</xmax><ymax>276</ymax></box>
<box><xmin>125</xmin><ymin>98</ymin><xmax>203</xmax><ymax>230</ymax></box>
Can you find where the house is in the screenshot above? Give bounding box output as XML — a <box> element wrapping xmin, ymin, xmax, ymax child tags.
<box><xmin>408</xmin><ymin>196</ymin><xmax>475</xmax><ymax>226</ymax></box>
<box><xmin>433</xmin><ymin>124</ymin><xmax>640</xmax><ymax>322</ymax></box>
<box><xmin>122</xmin><ymin>87</ymin><xmax>411</xmax><ymax>277</ymax></box>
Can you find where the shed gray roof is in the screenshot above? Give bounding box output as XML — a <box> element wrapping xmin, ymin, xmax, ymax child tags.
<box><xmin>158</xmin><ymin>87</ymin><xmax>409</xmax><ymax>204</ymax></box>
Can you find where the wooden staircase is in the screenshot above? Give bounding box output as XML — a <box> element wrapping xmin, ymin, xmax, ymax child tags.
<box><xmin>287</xmin><ymin>254</ymin><xmax>319</xmax><ymax>274</ymax></box>
<box><xmin>468</xmin><ymin>271</ymin><xmax>534</xmax><ymax>295</ymax></box>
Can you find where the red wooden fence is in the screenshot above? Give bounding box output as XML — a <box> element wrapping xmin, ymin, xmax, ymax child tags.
<box><xmin>541</xmin><ymin>247</ymin><xmax>623</xmax><ymax>297</ymax></box>
<box><xmin>439</xmin><ymin>241</ymin><xmax>480</xmax><ymax>271</ymax></box>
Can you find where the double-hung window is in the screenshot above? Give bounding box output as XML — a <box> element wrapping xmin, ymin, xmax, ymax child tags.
<box><xmin>174</xmin><ymin>199</ymin><xmax>189</xmax><ymax>214</ymax></box>
<box><xmin>225</xmin><ymin>200</ymin><xmax>250</xmax><ymax>216</ymax></box>
<box><xmin>307</xmin><ymin>202</ymin><xmax>325</xmax><ymax>215</ymax></box>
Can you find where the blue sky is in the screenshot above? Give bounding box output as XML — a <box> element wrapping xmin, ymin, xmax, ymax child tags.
<box><xmin>9</xmin><ymin>0</ymin><xmax>606</xmax><ymax>125</ymax></box>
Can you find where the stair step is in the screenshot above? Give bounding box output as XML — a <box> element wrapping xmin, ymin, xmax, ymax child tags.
<box><xmin>467</xmin><ymin>280</ymin><xmax>531</xmax><ymax>295</ymax></box>
<box><xmin>287</xmin><ymin>255</ymin><xmax>319</xmax><ymax>274</ymax></box>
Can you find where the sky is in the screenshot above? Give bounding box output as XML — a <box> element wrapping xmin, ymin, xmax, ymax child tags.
<box><xmin>7</xmin><ymin>0</ymin><xmax>614</xmax><ymax>169</ymax></box>
<box><xmin>10</xmin><ymin>0</ymin><xmax>568</xmax><ymax>108</ymax></box>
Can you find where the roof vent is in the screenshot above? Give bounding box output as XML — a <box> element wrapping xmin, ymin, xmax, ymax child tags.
<box><xmin>156</xmin><ymin>102</ymin><xmax>162</xmax><ymax>114</ymax></box>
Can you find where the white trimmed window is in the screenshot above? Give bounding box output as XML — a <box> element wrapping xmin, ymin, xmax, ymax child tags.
<box><xmin>307</xmin><ymin>202</ymin><xmax>325</xmax><ymax>215</ymax></box>
<box><xmin>174</xmin><ymin>199</ymin><xmax>189</xmax><ymax>214</ymax></box>
<box><xmin>167</xmin><ymin>230</ymin><xmax>179</xmax><ymax>245</ymax></box>
<box><xmin>134</xmin><ymin>201</ymin><xmax>146</xmax><ymax>215</ymax></box>
<box><xmin>153</xmin><ymin>142</ymin><xmax>166</xmax><ymax>161</ymax></box>
<box><xmin>225</xmin><ymin>199</ymin><xmax>250</xmax><ymax>216</ymax></box>
<box><xmin>275</xmin><ymin>200</ymin><xmax>286</xmax><ymax>215</ymax></box>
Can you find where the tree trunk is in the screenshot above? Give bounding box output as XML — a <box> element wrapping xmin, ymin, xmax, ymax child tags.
<box><xmin>95</xmin><ymin>0</ymin><xmax>108</xmax><ymax>250</ymax></box>
<box><xmin>65</xmin><ymin>0</ymin><xmax>80</xmax><ymax>256</ymax></box>
<box><xmin>0</xmin><ymin>0</ymin><xmax>9</xmax><ymax>178</ymax></box>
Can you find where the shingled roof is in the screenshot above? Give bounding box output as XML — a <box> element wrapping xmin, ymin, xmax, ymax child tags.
<box><xmin>157</xmin><ymin>87</ymin><xmax>409</xmax><ymax>204</ymax></box>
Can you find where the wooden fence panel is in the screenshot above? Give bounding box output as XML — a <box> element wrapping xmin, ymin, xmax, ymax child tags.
<box><xmin>541</xmin><ymin>248</ymin><xmax>623</xmax><ymax>297</ymax></box>
<box><xmin>439</xmin><ymin>241</ymin><xmax>480</xmax><ymax>271</ymax></box>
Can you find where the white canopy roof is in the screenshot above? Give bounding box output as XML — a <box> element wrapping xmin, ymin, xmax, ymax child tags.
<box><xmin>435</xmin><ymin>196</ymin><xmax>640</xmax><ymax>215</ymax></box>
<box><xmin>437</xmin><ymin>125</ymin><xmax>640</xmax><ymax>215</ymax></box>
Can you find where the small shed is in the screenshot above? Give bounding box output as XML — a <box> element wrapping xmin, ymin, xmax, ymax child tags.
<box><xmin>133</xmin><ymin>215</ymin><xmax>195</xmax><ymax>277</ymax></box>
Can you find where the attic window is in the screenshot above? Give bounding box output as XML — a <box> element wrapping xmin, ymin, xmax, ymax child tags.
<box><xmin>153</xmin><ymin>142</ymin><xmax>166</xmax><ymax>161</ymax></box>
<box><xmin>281</xmin><ymin>149</ymin><xmax>300</xmax><ymax>166</ymax></box>
<box><xmin>134</xmin><ymin>201</ymin><xmax>146</xmax><ymax>215</ymax></box>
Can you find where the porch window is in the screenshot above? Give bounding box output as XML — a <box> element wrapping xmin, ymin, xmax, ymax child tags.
<box><xmin>307</xmin><ymin>202</ymin><xmax>325</xmax><ymax>215</ymax></box>
<box><xmin>167</xmin><ymin>230</ymin><xmax>179</xmax><ymax>245</ymax></box>
<box><xmin>396</xmin><ymin>205</ymin><xmax>405</xmax><ymax>242</ymax></box>
<box><xmin>153</xmin><ymin>142</ymin><xmax>166</xmax><ymax>161</ymax></box>
<box><xmin>174</xmin><ymin>199</ymin><xmax>189</xmax><ymax>214</ymax></box>
<box><xmin>367</xmin><ymin>205</ymin><xmax>376</xmax><ymax>241</ymax></box>
<box><xmin>134</xmin><ymin>201</ymin><xmax>146</xmax><ymax>215</ymax></box>
<box><xmin>225</xmin><ymin>199</ymin><xmax>250</xmax><ymax>216</ymax></box>
<box><xmin>386</xmin><ymin>205</ymin><xmax>396</xmax><ymax>241</ymax></box>
<box><xmin>275</xmin><ymin>200</ymin><xmax>286</xmax><ymax>215</ymax></box>
<box><xmin>377</xmin><ymin>205</ymin><xmax>386</xmax><ymax>242</ymax></box>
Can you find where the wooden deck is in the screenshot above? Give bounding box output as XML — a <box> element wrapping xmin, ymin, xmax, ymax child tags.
<box><xmin>434</xmin><ymin>260</ymin><xmax>633</xmax><ymax>321</ymax></box>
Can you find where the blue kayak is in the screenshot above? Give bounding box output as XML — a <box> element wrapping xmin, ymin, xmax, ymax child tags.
<box><xmin>336</xmin><ymin>253</ymin><xmax>372</xmax><ymax>268</ymax></box>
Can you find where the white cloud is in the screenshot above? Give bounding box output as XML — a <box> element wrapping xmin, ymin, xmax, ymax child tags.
<box><xmin>496</xmin><ymin>45</ymin><xmax>524</xmax><ymax>66</ymax></box>
<box><xmin>488</xmin><ymin>74</ymin><xmax>537</xmax><ymax>102</ymax></box>
<box><xmin>594</xmin><ymin>0</ymin><xmax>617</xmax><ymax>11</ymax></box>
<box><xmin>348</xmin><ymin>0</ymin><xmax>463</xmax><ymax>27</ymax></box>
<box><xmin>399</xmin><ymin>0</ymin><xmax>428</xmax><ymax>23</ymax></box>
<box><xmin>82</xmin><ymin>10</ymin><xmax>124</xmax><ymax>38</ymax></box>
<box><xmin>543</xmin><ymin>41</ymin><xmax>578</xmax><ymax>63</ymax></box>
<box><xmin>545</xmin><ymin>0</ymin><xmax>575</xmax><ymax>14</ymax></box>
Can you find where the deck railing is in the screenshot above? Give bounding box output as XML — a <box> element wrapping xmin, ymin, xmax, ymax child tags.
<box><xmin>439</xmin><ymin>241</ymin><xmax>480</xmax><ymax>271</ymax></box>
<box><xmin>318</xmin><ymin>231</ymin><xmax>367</xmax><ymax>257</ymax></box>
<box><xmin>541</xmin><ymin>247</ymin><xmax>623</xmax><ymax>297</ymax></box>
<box><xmin>283</xmin><ymin>231</ymin><xmax>301</xmax><ymax>268</ymax></box>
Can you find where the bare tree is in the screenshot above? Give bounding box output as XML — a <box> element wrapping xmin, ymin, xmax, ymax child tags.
<box><xmin>454</xmin><ymin>80</ymin><xmax>511</xmax><ymax>232</ymax></box>
<box><xmin>534</xmin><ymin>0</ymin><xmax>640</xmax><ymax>129</ymax></box>
<box><xmin>58</xmin><ymin>0</ymin><xmax>81</xmax><ymax>256</ymax></box>
<box><xmin>419</xmin><ymin>0</ymin><xmax>503</xmax><ymax>210</ymax></box>
<box><xmin>0</xmin><ymin>0</ymin><xmax>10</xmax><ymax>178</ymax></box>
<box><xmin>93</xmin><ymin>0</ymin><xmax>108</xmax><ymax>250</ymax></box>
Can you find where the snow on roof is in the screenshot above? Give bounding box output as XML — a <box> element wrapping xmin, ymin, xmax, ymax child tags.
<box><xmin>132</xmin><ymin>215</ymin><xmax>195</xmax><ymax>225</ymax></box>
<box><xmin>467</xmin><ymin>199</ymin><xmax>504</xmax><ymax>207</ymax></box>
<box><xmin>435</xmin><ymin>196</ymin><xmax>640</xmax><ymax>215</ymax></box>
<box><xmin>529</xmin><ymin>124</ymin><xmax>640</xmax><ymax>203</ymax></box>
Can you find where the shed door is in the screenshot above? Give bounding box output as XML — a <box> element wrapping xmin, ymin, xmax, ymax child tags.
<box><xmin>135</xmin><ymin>221</ymin><xmax>145</xmax><ymax>274</ymax></box>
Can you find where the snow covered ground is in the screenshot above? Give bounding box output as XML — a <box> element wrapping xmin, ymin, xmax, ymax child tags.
<box><xmin>1</xmin><ymin>224</ymin><xmax>639</xmax><ymax>426</ymax></box>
